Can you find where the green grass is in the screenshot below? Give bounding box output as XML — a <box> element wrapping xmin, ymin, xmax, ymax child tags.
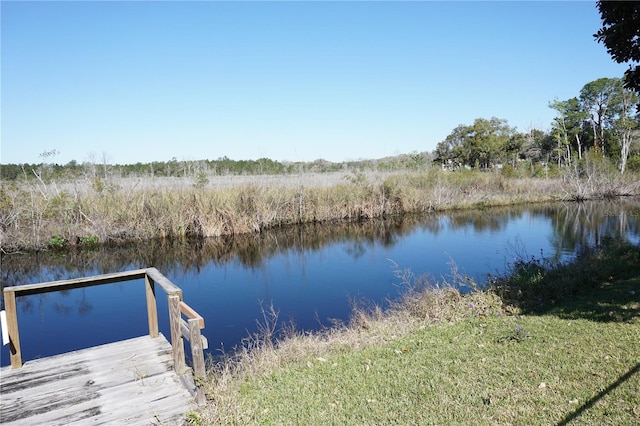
<box><xmin>196</xmin><ymin>243</ymin><xmax>640</xmax><ymax>425</ymax></box>
<box><xmin>232</xmin><ymin>316</ymin><xmax>638</xmax><ymax>425</ymax></box>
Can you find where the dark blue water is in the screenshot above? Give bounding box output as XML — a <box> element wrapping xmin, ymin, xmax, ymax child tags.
<box><xmin>2</xmin><ymin>200</ymin><xmax>639</xmax><ymax>366</ymax></box>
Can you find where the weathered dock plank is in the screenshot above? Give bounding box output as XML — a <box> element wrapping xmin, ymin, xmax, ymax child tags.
<box><xmin>0</xmin><ymin>334</ymin><xmax>196</xmax><ymax>425</ymax></box>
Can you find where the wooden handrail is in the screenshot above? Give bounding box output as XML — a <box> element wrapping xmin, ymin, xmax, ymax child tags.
<box><xmin>2</xmin><ymin>268</ymin><xmax>204</xmax><ymax>378</ymax></box>
<box><xmin>145</xmin><ymin>267</ymin><xmax>182</xmax><ymax>295</ymax></box>
<box><xmin>179</xmin><ymin>301</ymin><xmax>205</xmax><ymax>329</ymax></box>
<box><xmin>4</xmin><ymin>270</ymin><xmax>153</xmax><ymax>368</ymax></box>
<box><xmin>3</xmin><ymin>269</ymin><xmax>148</xmax><ymax>297</ymax></box>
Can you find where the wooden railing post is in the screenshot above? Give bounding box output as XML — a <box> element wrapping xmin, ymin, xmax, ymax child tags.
<box><xmin>4</xmin><ymin>290</ymin><xmax>22</xmax><ymax>368</ymax></box>
<box><xmin>168</xmin><ymin>295</ymin><xmax>186</xmax><ymax>374</ymax></box>
<box><xmin>144</xmin><ymin>274</ymin><xmax>159</xmax><ymax>338</ymax></box>
<box><xmin>3</xmin><ymin>267</ymin><xmax>205</xmax><ymax>400</ymax></box>
<box><xmin>188</xmin><ymin>317</ymin><xmax>207</xmax><ymax>405</ymax></box>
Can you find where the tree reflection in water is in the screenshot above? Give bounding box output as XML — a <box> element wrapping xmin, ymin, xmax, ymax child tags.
<box><xmin>2</xmin><ymin>199</ymin><xmax>639</xmax><ymax>290</ymax></box>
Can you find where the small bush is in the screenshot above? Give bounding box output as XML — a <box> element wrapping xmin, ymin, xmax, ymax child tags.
<box><xmin>78</xmin><ymin>235</ymin><xmax>99</xmax><ymax>246</ymax></box>
<box><xmin>184</xmin><ymin>411</ymin><xmax>202</xmax><ymax>425</ymax></box>
<box><xmin>626</xmin><ymin>154</ymin><xmax>640</xmax><ymax>172</ymax></box>
<box><xmin>500</xmin><ymin>164</ymin><xmax>517</xmax><ymax>178</ymax></box>
<box><xmin>92</xmin><ymin>176</ymin><xmax>105</xmax><ymax>193</ymax></box>
<box><xmin>532</xmin><ymin>163</ymin><xmax>548</xmax><ymax>178</ymax></box>
<box><xmin>193</xmin><ymin>172</ymin><xmax>209</xmax><ymax>189</ymax></box>
<box><xmin>48</xmin><ymin>234</ymin><xmax>67</xmax><ymax>249</ymax></box>
<box><xmin>546</xmin><ymin>162</ymin><xmax>561</xmax><ymax>178</ymax></box>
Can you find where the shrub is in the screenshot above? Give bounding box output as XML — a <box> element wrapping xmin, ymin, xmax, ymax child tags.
<box><xmin>491</xmin><ymin>240</ymin><xmax>640</xmax><ymax>312</ymax></box>
<box><xmin>78</xmin><ymin>235</ymin><xmax>99</xmax><ymax>246</ymax></box>
<box><xmin>193</xmin><ymin>172</ymin><xmax>209</xmax><ymax>189</ymax></box>
<box><xmin>500</xmin><ymin>164</ymin><xmax>517</xmax><ymax>178</ymax></box>
<box><xmin>48</xmin><ymin>234</ymin><xmax>67</xmax><ymax>249</ymax></box>
<box><xmin>626</xmin><ymin>154</ymin><xmax>640</xmax><ymax>172</ymax></box>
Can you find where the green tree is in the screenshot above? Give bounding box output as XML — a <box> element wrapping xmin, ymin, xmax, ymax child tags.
<box><xmin>434</xmin><ymin>124</ymin><xmax>467</xmax><ymax>169</ymax></box>
<box><xmin>610</xmin><ymin>78</ymin><xmax>640</xmax><ymax>173</ymax></box>
<box><xmin>549</xmin><ymin>77</ymin><xmax>640</xmax><ymax>173</ymax></box>
<box><xmin>520</xmin><ymin>128</ymin><xmax>552</xmax><ymax>164</ymax></box>
<box><xmin>464</xmin><ymin>117</ymin><xmax>515</xmax><ymax>169</ymax></box>
<box><xmin>434</xmin><ymin>118</ymin><xmax>515</xmax><ymax>169</ymax></box>
<box><xmin>549</xmin><ymin>97</ymin><xmax>588</xmax><ymax>164</ymax></box>
<box><xmin>504</xmin><ymin>132</ymin><xmax>525</xmax><ymax>168</ymax></box>
<box><xmin>579</xmin><ymin>77</ymin><xmax>620</xmax><ymax>156</ymax></box>
<box><xmin>595</xmin><ymin>1</ymin><xmax>640</xmax><ymax>92</ymax></box>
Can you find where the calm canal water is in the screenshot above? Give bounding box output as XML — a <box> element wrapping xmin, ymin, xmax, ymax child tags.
<box><xmin>2</xmin><ymin>199</ymin><xmax>639</xmax><ymax>366</ymax></box>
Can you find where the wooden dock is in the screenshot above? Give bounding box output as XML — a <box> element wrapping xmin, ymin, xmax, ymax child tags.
<box><xmin>0</xmin><ymin>268</ymin><xmax>208</xmax><ymax>425</ymax></box>
<box><xmin>0</xmin><ymin>334</ymin><xmax>195</xmax><ymax>425</ymax></box>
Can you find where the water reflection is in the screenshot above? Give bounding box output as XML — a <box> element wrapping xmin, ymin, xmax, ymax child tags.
<box><xmin>3</xmin><ymin>200</ymin><xmax>640</xmax><ymax>291</ymax></box>
<box><xmin>1</xmin><ymin>199</ymin><xmax>639</xmax><ymax>366</ymax></box>
<box><xmin>548</xmin><ymin>201</ymin><xmax>640</xmax><ymax>255</ymax></box>
<box><xmin>4</xmin><ymin>200</ymin><xmax>638</xmax><ymax>287</ymax></box>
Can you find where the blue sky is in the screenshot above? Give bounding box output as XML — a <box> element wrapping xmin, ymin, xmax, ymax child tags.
<box><xmin>1</xmin><ymin>1</ymin><xmax>629</xmax><ymax>166</ymax></box>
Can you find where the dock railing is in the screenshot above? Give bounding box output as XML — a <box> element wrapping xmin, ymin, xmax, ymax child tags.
<box><xmin>2</xmin><ymin>267</ymin><xmax>208</xmax><ymax>404</ymax></box>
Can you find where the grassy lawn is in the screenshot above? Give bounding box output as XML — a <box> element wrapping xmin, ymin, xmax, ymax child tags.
<box><xmin>194</xmin><ymin>244</ymin><xmax>640</xmax><ymax>425</ymax></box>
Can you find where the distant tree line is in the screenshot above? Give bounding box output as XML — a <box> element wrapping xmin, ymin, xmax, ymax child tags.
<box><xmin>0</xmin><ymin>152</ymin><xmax>433</xmax><ymax>183</ymax></box>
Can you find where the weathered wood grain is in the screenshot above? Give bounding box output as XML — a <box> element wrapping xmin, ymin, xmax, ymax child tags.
<box><xmin>179</xmin><ymin>301</ymin><xmax>205</xmax><ymax>328</ymax></box>
<box><xmin>3</xmin><ymin>291</ymin><xmax>21</xmax><ymax>368</ymax></box>
<box><xmin>145</xmin><ymin>275</ymin><xmax>159</xmax><ymax>337</ymax></box>
<box><xmin>145</xmin><ymin>268</ymin><xmax>182</xmax><ymax>295</ymax></box>
<box><xmin>0</xmin><ymin>334</ymin><xmax>196</xmax><ymax>425</ymax></box>
<box><xmin>168</xmin><ymin>295</ymin><xmax>186</xmax><ymax>375</ymax></box>
<box><xmin>188</xmin><ymin>317</ymin><xmax>207</xmax><ymax>406</ymax></box>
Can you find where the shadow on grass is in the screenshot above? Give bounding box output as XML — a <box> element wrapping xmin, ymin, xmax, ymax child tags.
<box><xmin>538</xmin><ymin>277</ymin><xmax>639</xmax><ymax>323</ymax></box>
<box><xmin>492</xmin><ymin>240</ymin><xmax>640</xmax><ymax>323</ymax></box>
<box><xmin>489</xmin><ymin>242</ymin><xmax>640</xmax><ymax>424</ymax></box>
<box><xmin>556</xmin><ymin>363</ymin><xmax>640</xmax><ymax>426</ymax></box>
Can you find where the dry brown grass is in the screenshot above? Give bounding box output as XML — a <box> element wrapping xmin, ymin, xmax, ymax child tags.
<box><xmin>3</xmin><ymin>168</ymin><xmax>635</xmax><ymax>251</ymax></box>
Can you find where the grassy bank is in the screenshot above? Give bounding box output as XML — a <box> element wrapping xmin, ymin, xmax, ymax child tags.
<box><xmin>192</xmin><ymin>242</ymin><xmax>640</xmax><ymax>425</ymax></box>
<box><xmin>2</xmin><ymin>168</ymin><xmax>639</xmax><ymax>251</ymax></box>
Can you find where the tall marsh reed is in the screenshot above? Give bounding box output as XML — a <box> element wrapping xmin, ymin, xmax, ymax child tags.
<box><xmin>1</xmin><ymin>169</ymin><xmax>638</xmax><ymax>251</ymax></box>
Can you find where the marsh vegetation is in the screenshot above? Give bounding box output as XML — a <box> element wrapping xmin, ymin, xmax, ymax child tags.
<box><xmin>2</xmin><ymin>159</ymin><xmax>639</xmax><ymax>253</ymax></box>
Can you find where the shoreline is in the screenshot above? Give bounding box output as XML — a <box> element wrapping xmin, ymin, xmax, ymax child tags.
<box><xmin>2</xmin><ymin>170</ymin><xmax>639</xmax><ymax>252</ymax></box>
<box><xmin>193</xmin><ymin>240</ymin><xmax>640</xmax><ymax>425</ymax></box>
